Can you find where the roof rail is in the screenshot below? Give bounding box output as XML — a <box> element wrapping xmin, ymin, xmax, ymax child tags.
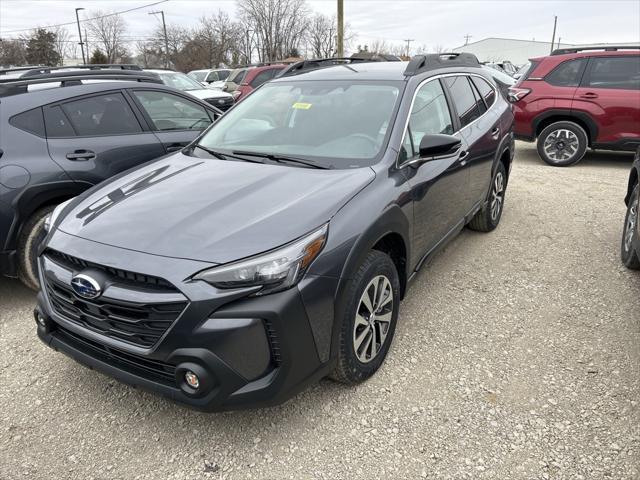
<box><xmin>19</xmin><ymin>64</ymin><xmax>143</xmax><ymax>78</ymax></box>
<box><xmin>404</xmin><ymin>52</ymin><xmax>481</xmax><ymax>76</ymax></box>
<box><xmin>551</xmin><ymin>44</ymin><xmax>640</xmax><ymax>55</ymax></box>
<box><xmin>0</xmin><ymin>70</ymin><xmax>162</xmax><ymax>98</ymax></box>
<box><xmin>0</xmin><ymin>65</ymin><xmax>46</xmax><ymax>75</ymax></box>
<box><xmin>276</xmin><ymin>55</ymin><xmax>397</xmax><ymax>78</ymax></box>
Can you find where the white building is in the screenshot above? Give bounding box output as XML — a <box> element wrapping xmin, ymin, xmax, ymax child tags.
<box><xmin>452</xmin><ymin>37</ymin><xmax>574</xmax><ymax>65</ymax></box>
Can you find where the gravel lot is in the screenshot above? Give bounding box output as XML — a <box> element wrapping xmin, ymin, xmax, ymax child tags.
<box><xmin>1</xmin><ymin>142</ymin><xmax>639</xmax><ymax>480</ymax></box>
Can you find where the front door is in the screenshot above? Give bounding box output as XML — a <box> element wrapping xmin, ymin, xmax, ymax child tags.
<box><xmin>400</xmin><ymin>78</ymin><xmax>471</xmax><ymax>267</ymax></box>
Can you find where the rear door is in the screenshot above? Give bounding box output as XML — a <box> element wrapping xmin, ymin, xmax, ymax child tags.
<box><xmin>573</xmin><ymin>55</ymin><xmax>640</xmax><ymax>146</ymax></box>
<box><xmin>543</xmin><ymin>57</ymin><xmax>588</xmax><ymax>108</ymax></box>
<box><xmin>44</xmin><ymin>91</ymin><xmax>165</xmax><ymax>185</ymax></box>
<box><xmin>128</xmin><ymin>89</ymin><xmax>217</xmax><ymax>152</ymax></box>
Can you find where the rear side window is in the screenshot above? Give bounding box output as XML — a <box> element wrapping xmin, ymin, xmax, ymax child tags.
<box><xmin>545</xmin><ymin>58</ymin><xmax>586</xmax><ymax>87</ymax></box>
<box><xmin>471</xmin><ymin>76</ymin><xmax>496</xmax><ymax>108</ymax></box>
<box><xmin>10</xmin><ymin>108</ymin><xmax>45</xmax><ymax>137</ymax></box>
<box><xmin>44</xmin><ymin>106</ymin><xmax>75</xmax><ymax>137</ymax></box>
<box><xmin>444</xmin><ymin>75</ymin><xmax>483</xmax><ymax>128</ymax></box>
<box><xmin>60</xmin><ymin>93</ymin><xmax>142</xmax><ymax>136</ymax></box>
<box><xmin>249</xmin><ymin>69</ymin><xmax>277</xmax><ymax>88</ymax></box>
<box><xmin>586</xmin><ymin>56</ymin><xmax>640</xmax><ymax>90</ymax></box>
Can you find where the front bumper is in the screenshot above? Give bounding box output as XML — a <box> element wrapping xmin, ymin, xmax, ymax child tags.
<box><xmin>36</xmin><ymin>231</ymin><xmax>338</xmax><ymax>411</ymax></box>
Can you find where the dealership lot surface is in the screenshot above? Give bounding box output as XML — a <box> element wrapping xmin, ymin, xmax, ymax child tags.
<box><xmin>1</xmin><ymin>142</ymin><xmax>638</xmax><ymax>480</ymax></box>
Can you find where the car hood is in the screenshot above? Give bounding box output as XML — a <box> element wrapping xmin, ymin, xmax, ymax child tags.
<box><xmin>186</xmin><ymin>89</ymin><xmax>232</xmax><ymax>100</ymax></box>
<box><xmin>57</xmin><ymin>153</ymin><xmax>375</xmax><ymax>264</ymax></box>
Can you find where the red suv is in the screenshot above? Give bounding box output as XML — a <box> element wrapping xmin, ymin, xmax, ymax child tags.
<box><xmin>510</xmin><ymin>45</ymin><xmax>640</xmax><ymax>166</ymax></box>
<box><xmin>231</xmin><ymin>64</ymin><xmax>286</xmax><ymax>102</ymax></box>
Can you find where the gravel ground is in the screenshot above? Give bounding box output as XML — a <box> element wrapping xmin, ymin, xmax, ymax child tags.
<box><xmin>1</xmin><ymin>142</ymin><xmax>639</xmax><ymax>480</ymax></box>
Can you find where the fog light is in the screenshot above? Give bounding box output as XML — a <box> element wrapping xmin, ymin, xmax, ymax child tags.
<box><xmin>184</xmin><ymin>370</ymin><xmax>200</xmax><ymax>389</ymax></box>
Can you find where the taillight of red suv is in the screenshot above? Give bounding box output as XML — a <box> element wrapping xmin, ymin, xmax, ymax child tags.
<box><xmin>508</xmin><ymin>87</ymin><xmax>531</xmax><ymax>102</ymax></box>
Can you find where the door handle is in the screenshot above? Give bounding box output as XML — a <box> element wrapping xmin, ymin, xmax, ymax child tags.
<box><xmin>459</xmin><ymin>150</ymin><xmax>469</xmax><ymax>165</ymax></box>
<box><xmin>580</xmin><ymin>92</ymin><xmax>598</xmax><ymax>99</ymax></box>
<box><xmin>165</xmin><ymin>143</ymin><xmax>186</xmax><ymax>152</ymax></box>
<box><xmin>491</xmin><ymin>127</ymin><xmax>501</xmax><ymax>139</ymax></box>
<box><xmin>66</xmin><ymin>150</ymin><xmax>96</xmax><ymax>161</ymax></box>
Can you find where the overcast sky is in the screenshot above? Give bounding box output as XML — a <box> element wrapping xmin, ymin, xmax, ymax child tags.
<box><xmin>1</xmin><ymin>0</ymin><xmax>639</xmax><ymax>53</ymax></box>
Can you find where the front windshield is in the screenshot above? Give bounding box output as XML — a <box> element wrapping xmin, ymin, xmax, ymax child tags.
<box><xmin>197</xmin><ymin>80</ymin><xmax>402</xmax><ymax>168</ymax></box>
<box><xmin>189</xmin><ymin>71</ymin><xmax>206</xmax><ymax>82</ymax></box>
<box><xmin>158</xmin><ymin>72</ymin><xmax>205</xmax><ymax>91</ymax></box>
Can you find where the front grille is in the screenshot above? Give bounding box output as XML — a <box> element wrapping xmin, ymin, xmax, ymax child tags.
<box><xmin>46</xmin><ymin>250</ymin><xmax>176</xmax><ymax>292</ymax></box>
<box><xmin>44</xmin><ymin>250</ymin><xmax>187</xmax><ymax>349</ymax></box>
<box><xmin>55</xmin><ymin>325</ymin><xmax>176</xmax><ymax>386</ymax></box>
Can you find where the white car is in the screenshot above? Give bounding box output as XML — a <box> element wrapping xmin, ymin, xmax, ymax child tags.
<box><xmin>187</xmin><ymin>68</ymin><xmax>231</xmax><ymax>89</ymax></box>
<box><xmin>145</xmin><ymin>69</ymin><xmax>234</xmax><ymax>111</ymax></box>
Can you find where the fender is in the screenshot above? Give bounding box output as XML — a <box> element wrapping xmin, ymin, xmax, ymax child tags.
<box><xmin>626</xmin><ymin>164</ymin><xmax>639</xmax><ymax>206</ymax></box>
<box><xmin>4</xmin><ymin>180</ymin><xmax>92</xmax><ymax>252</ymax></box>
<box><xmin>491</xmin><ymin>131</ymin><xmax>515</xmax><ymax>180</ymax></box>
<box><xmin>531</xmin><ymin>109</ymin><xmax>599</xmax><ymax>145</ymax></box>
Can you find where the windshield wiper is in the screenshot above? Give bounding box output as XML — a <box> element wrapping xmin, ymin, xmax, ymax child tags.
<box><xmin>232</xmin><ymin>150</ymin><xmax>331</xmax><ymax>170</ymax></box>
<box><xmin>193</xmin><ymin>145</ymin><xmax>265</xmax><ymax>163</ymax></box>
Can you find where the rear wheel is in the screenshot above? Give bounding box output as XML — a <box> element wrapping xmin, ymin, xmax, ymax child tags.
<box><xmin>331</xmin><ymin>250</ymin><xmax>400</xmax><ymax>384</ymax></box>
<box><xmin>537</xmin><ymin>121</ymin><xmax>588</xmax><ymax>167</ymax></box>
<box><xmin>17</xmin><ymin>206</ymin><xmax>55</xmax><ymax>290</ymax></box>
<box><xmin>621</xmin><ymin>184</ymin><xmax>640</xmax><ymax>269</ymax></box>
<box><xmin>468</xmin><ymin>161</ymin><xmax>507</xmax><ymax>232</ymax></box>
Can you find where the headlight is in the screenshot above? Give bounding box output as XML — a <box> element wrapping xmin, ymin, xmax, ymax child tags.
<box><xmin>193</xmin><ymin>224</ymin><xmax>328</xmax><ymax>295</ymax></box>
<box><xmin>44</xmin><ymin>198</ymin><xmax>74</xmax><ymax>233</ymax></box>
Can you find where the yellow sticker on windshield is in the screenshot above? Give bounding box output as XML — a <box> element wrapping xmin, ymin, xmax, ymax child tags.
<box><xmin>292</xmin><ymin>102</ymin><xmax>312</xmax><ymax>110</ymax></box>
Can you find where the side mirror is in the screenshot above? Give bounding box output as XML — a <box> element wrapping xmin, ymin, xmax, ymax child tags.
<box><xmin>418</xmin><ymin>134</ymin><xmax>461</xmax><ymax>159</ymax></box>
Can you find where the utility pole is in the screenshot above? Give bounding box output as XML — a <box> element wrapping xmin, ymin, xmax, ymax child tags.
<box><xmin>75</xmin><ymin>7</ymin><xmax>85</xmax><ymax>64</ymax></box>
<box><xmin>464</xmin><ymin>34</ymin><xmax>472</xmax><ymax>45</ymax></box>
<box><xmin>550</xmin><ymin>15</ymin><xmax>558</xmax><ymax>53</ymax></box>
<box><xmin>337</xmin><ymin>0</ymin><xmax>344</xmax><ymax>57</ymax></box>
<box><xmin>557</xmin><ymin>37</ymin><xmax>561</xmax><ymax>49</ymax></box>
<box><xmin>404</xmin><ymin>39</ymin><xmax>414</xmax><ymax>58</ymax></box>
<box><xmin>84</xmin><ymin>28</ymin><xmax>89</xmax><ymax>60</ymax></box>
<box><xmin>149</xmin><ymin>10</ymin><xmax>169</xmax><ymax>68</ymax></box>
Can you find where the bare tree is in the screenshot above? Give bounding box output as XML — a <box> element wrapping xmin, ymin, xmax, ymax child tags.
<box><xmin>237</xmin><ymin>0</ymin><xmax>310</xmax><ymax>62</ymax></box>
<box><xmin>0</xmin><ymin>38</ymin><xmax>27</xmax><ymax>66</ymax></box>
<box><xmin>85</xmin><ymin>11</ymin><xmax>127</xmax><ymax>63</ymax></box>
<box><xmin>52</xmin><ymin>26</ymin><xmax>71</xmax><ymax>65</ymax></box>
<box><xmin>149</xmin><ymin>23</ymin><xmax>188</xmax><ymax>67</ymax></box>
<box><xmin>306</xmin><ymin>13</ymin><xmax>356</xmax><ymax>58</ymax></box>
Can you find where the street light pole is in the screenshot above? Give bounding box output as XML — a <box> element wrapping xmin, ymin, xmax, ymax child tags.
<box><xmin>337</xmin><ymin>0</ymin><xmax>344</xmax><ymax>57</ymax></box>
<box><xmin>75</xmin><ymin>7</ymin><xmax>85</xmax><ymax>64</ymax></box>
<box><xmin>149</xmin><ymin>11</ymin><xmax>169</xmax><ymax>68</ymax></box>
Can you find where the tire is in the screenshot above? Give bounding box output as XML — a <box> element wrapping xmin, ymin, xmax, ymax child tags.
<box><xmin>331</xmin><ymin>250</ymin><xmax>401</xmax><ymax>384</ymax></box>
<box><xmin>468</xmin><ymin>161</ymin><xmax>507</xmax><ymax>232</ymax></box>
<box><xmin>17</xmin><ymin>206</ymin><xmax>55</xmax><ymax>290</ymax></box>
<box><xmin>621</xmin><ymin>184</ymin><xmax>640</xmax><ymax>270</ymax></box>
<box><xmin>536</xmin><ymin>121</ymin><xmax>588</xmax><ymax>167</ymax></box>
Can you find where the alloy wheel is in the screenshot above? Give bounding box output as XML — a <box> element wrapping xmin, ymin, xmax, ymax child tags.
<box><xmin>624</xmin><ymin>196</ymin><xmax>638</xmax><ymax>253</ymax></box>
<box><xmin>353</xmin><ymin>275</ymin><xmax>394</xmax><ymax>363</ymax></box>
<box><xmin>490</xmin><ymin>171</ymin><xmax>505</xmax><ymax>222</ymax></box>
<box><xmin>543</xmin><ymin>129</ymin><xmax>579</xmax><ymax>162</ymax></box>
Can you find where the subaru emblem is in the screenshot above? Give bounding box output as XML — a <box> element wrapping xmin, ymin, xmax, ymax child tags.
<box><xmin>71</xmin><ymin>274</ymin><xmax>102</xmax><ymax>299</ymax></box>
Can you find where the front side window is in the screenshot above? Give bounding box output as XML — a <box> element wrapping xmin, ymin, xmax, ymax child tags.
<box><xmin>205</xmin><ymin>71</ymin><xmax>219</xmax><ymax>82</ymax></box>
<box><xmin>545</xmin><ymin>58</ymin><xmax>586</xmax><ymax>87</ymax></box>
<box><xmin>60</xmin><ymin>93</ymin><xmax>141</xmax><ymax>136</ymax></box>
<box><xmin>444</xmin><ymin>75</ymin><xmax>482</xmax><ymax>128</ymax></box>
<box><xmin>195</xmin><ymin>80</ymin><xmax>402</xmax><ymax>168</ymax></box>
<box><xmin>586</xmin><ymin>56</ymin><xmax>640</xmax><ymax>90</ymax></box>
<box><xmin>217</xmin><ymin>70</ymin><xmax>230</xmax><ymax>80</ymax></box>
<box><xmin>403</xmin><ymin>79</ymin><xmax>454</xmax><ymax>160</ymax></box>
<box><xmin>133</xmin><ymin>90</ymin><xmax>211</xmax><ymax>131</ymax></box>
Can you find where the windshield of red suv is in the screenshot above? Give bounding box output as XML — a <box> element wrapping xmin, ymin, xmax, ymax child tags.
<box><xmin>196</xmin><ymin>80</ymin><xmax>403</xmax><ymax>168</ymax></box>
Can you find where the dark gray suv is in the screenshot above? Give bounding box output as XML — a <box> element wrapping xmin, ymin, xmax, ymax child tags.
<box><xmin>0</xmin><ymin>69</ymin><xmax>221</xmax><ymax>289</ymax></box>
<box><xmin>36</xmin><ymin>54</ymin><xmax>515</xmax><ymax>410</ymax></box>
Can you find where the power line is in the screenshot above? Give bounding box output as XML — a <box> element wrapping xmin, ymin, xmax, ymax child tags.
<box><xmin>0</xmin><ymin>0</ymin><xmax>169</xmax><ymax>35</ymax></box>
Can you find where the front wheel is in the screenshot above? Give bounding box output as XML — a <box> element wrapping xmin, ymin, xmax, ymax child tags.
<box><xmin>331</xmin><ymin>250</ymin><xmax>400</xmax><ymax>384</ymax></box>
<box><xmin>621</xmin><ymin>184</ymin><xmax>640</xmax><ymax>270</ymax></box>
<box><xmin>468</xmin><ymin>161</ymin><xmax>507</xmax><ymax>232</ymax></box>
<box><xmin>537</xmin><ymin>121</ymin><xmax>588</xmax><ymax>167</ymax></box>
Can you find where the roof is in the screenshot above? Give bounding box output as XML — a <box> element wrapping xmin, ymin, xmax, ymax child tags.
<box><xmin>453</xmin><ymin>36</ymin><xmax>575</xmax><ymax>50</ymax></box>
